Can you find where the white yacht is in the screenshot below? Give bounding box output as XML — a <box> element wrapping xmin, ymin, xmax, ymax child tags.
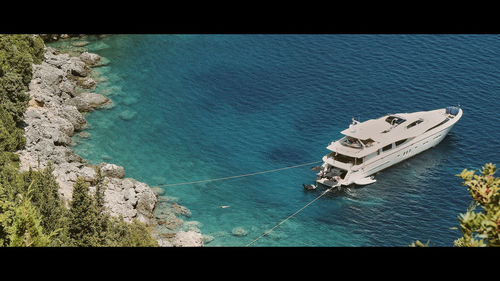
<box><xmin>315</xmin><ymin>106</ymin><xmax>463</xmax><ymax>188</ymax></box>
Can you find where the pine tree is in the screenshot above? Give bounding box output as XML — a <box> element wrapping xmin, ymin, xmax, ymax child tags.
<box><xmin>92</xmin><ymin>166</ymin><xmax>110</xmax><ymax>245</ymax></box>
<box><xmin>0</xmin><ymin>183</ymin><xmax>15</xmax><ymax>246</ymax></box>
<box><xmin>67</xmin><ymin>177</ymin><xmax>101</xmax><ymax>247</ymax></box>
<box><xmin>21</xmin><ymin>164</ymin><xmax>68</xmax><ymax>245</ymax></box>
<box><xmin>7</xmin><ymin>183</ymin><xmax>51</xmax><ymax>247</ymax></box>
<box><xmin>104</xmin><ymin>216</ymin><xmax>158</xmax><ymax>247</ymax></box>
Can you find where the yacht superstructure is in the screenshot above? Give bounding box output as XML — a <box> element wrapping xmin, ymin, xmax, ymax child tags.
<box><xmin>315</xmin><ymin>106</ymin><xmax>462</xmax><ymax>188</ymax></box>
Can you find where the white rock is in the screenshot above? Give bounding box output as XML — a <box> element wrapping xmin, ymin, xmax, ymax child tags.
<box><xmin>79</xmin><ymin>52</ymin><xmax>101</xmax><ymax>66</ymax></box>
<box><xmin>101</xmin><ymin>163</ymin><xmax>125</xmax><ymax>178</ymax></box>
<box><xmin>171</xmin><ymin>231</ymin><xmax>204</xmax><ymax>247</ymax></box>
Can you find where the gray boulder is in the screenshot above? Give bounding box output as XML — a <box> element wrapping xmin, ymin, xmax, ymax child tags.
<box><xmin>134</xmin><ymin>181</ymin><xmax>157</xmax><ymax>225</ymax></box>
<box><xmin>79</xmin><ymin>77</ymin><xmax>97</xmax><ymax>89</ymax></box>
<box><xmin>62</xmin><ymin>57</ymin><xmax>88</xmax><ymax>77</ymax></box>
<box><xmin>56</xmin><ymin>105</ymin><xmax>87</xmax><ymax>131</ymax></box>
<box><xmin>33</xmin><ymin>62</ymin><xmax>65</xmax><ymax>94</ymax></box>
<box><xmin>100</xmin><ymin>163</ymin><xmax>125</xmax><ymax>178</ymax></box>
<box><xmin>66</xmin><ymin>92</ymin><xmax>110</xmax><ymax>112</ymax></box>
<box><xmin>79</xmin><ymin>52</ymin><xmax>101</xmax><ymax>66</ymax></box>
<box><xmin>43</xmin><ymin>47</ymin><xmax>71</xmax><ymax>68</ymax></box>
<box><xmin>58</xmin><ymin>78</ymin><xmax>76</xmax><ymax>95</ymax></box>
<box><xmin>78</xmin><ymin>92</ymin><xmax>110</xmax><ymax>108</ymax></box>
<box><xmin>66</xmin><ymin>96</ymin><xmax>92</xmax><ymax>112</ymax></box>
<box><xmin>171</xmin><ymin>231</ymin><xmax>204</xmax><ymax>247</ymax></box>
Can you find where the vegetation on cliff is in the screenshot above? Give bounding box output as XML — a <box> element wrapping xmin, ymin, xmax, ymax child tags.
<box><xmin>0</xmin><ymin>34</ymin><xmax>43</xmax><ymax>125</ymax></box>
<box><xmin>454</xmin><ymin>163</ymin><xmax>499</xmax><ymax>246</ymax></box>
<box><xmin>0</xmin><ymin>34</ymin><xmax>157</xmax><ymax>247</ymax></box>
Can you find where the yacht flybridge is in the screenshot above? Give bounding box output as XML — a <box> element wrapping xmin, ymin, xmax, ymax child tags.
<box><xmin>315</xmin><ymin>106</ymin><xmax>462</xmax><ymax>188</ymax></box>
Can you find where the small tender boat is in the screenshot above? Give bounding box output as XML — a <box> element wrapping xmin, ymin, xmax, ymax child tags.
<box><xmin>315</xmin><ymin>106</ymin><xmax>462</xmax><ymax>188</ymax></box>
<box><xmin>303</xmin><ymin>184</ymin><xmax>317</xmax><ymax>190</ymax></box>
<box><xmin>354</xmin><ymin>176</ymin><xmax>377</xmax><ymax>185</ymax></box>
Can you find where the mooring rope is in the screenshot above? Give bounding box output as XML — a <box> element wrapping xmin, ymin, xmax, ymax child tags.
<box><xmin>152</xmin><ymin>160</ymin><xmax>323</xmax><ymax>188</ymax></box>
<box><xmin>245</xmin><ymin>186</ymin><xmax>334</xmax><ymax>247</ymax></box>
<box><xmin>151</xmin><ymin>159</ymin><xmax>332</xmax><ymax>246</ymax></box>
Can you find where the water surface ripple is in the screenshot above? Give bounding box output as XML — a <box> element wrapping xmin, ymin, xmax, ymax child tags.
<box><xmin>68</xmin><ymin>34</ymin><xmax>500</xmax><ymax>246</ymax></box>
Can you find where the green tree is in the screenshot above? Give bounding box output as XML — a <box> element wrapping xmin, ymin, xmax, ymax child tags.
<box><xmin>0</xmin><ymin>72</ymin><xmax>30</xmax><ymax>126</ymax></box>
<box><xmin>454</xmin><ymin>163</ymin><xmax>500</xmax><ymax>247</ymax></box>
<box><xmin>21</xmin><ymin>164</ymin><xmax>68</xmax><ymax>245</ymax></box>
<box><xmin>106</xmin><ymin>217</ymin><xmax>158</xmax><ymax>247</ymax></box>
<box><xmin>92</xmin><ymin>166</ymin><xmax>111</xmax><ymax>245</ymax></box>
<box><xmin>0</xmin><ymin>34</ymin><xmax>44</xmax><ymax>80</ymax></box>
<box><xmin>0</xmin><ymin>34</ymin><xmax>161</xmax><ymax>247</ymax></box>
<box><xmin>0</xmin><ymin>34</ymin><xmax>44</xmax><ymax>127</ymax></box>
<box><xmin>7</xmin><ymin>183</ymin><xmax>52</xmax><ymax>247</ymax></box>
<box><xmin>0</xmin><ymin>183</ymin><xmax>15</xmax><ymax>246</ymax></box>
<box><xmin>0</xmin><ymin>156</ymin><xmax>25</xmax><ymax>203</ymax></box>
<box><xmin>0</xmin><ymin>105</ymin><xmax>25</xmax><ymax>152</ymax></box>
<box><xmin>67</xmin><ymin>177</ymin><xmax>101</xmax><ymax>246</ymax></box>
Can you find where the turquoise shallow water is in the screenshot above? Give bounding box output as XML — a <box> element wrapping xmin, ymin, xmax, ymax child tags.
<box><xmin>57</xmin><ymin>34</ymin><xmax>499</xmax><ymax>246</ymax></box>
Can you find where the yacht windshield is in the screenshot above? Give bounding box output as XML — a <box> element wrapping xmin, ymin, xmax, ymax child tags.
<box><xmin>385</xmin><ymin>116</ymin><xmax>406</xmax><ymax>125</ymax></box>
<box><xmin>341</xmin><ymin>136</ymin><xmax>362</xmax><ymax>148</ymax></box>
<box><xmin>328</xmin><ymin>152</ymin><xmax>363</xmax><ymax>165</ymax></box>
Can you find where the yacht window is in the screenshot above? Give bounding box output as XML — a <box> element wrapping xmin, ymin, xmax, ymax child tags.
<box><xmin>425</xmin><ymin>117</ymin><xmax>450</xmax><ymax>133</ymax></box>
<box><xmin>395</xmin><ymin>139</ymin><xmax>407</xmax><ymax>147</ymax></box>
<box><xmin>385</xmin><ymin>116</ymin><xmax>406</xmax><ymax>125</ymax></box>
<box><xmin>341</xmin><ymin>137</ymin><xmax>362</xmax><ymax>148</ymax></box>
<box><xmin>333</xmin><ymin>153</ymin><xmax>356</xmax><ymax>164</ymax></box>
<box><xmin>382</xmin><ymin>143</ymin><xmax>392</xmax><ymax>152</ymax></box>
<box><xmin>406</xmin><ymin>119</ymin><xmax>423</xmax><ymax>129</ymax></box>
<box><xmin>360</xmin><ymin>138</ymin><xmax>374</xmax><ymax>146</ymax></box>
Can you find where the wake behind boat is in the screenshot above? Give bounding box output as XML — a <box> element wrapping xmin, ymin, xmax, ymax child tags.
<box><xmin>315</xmin><ymin>106</ymin><xmax>462</xmax><ymax>188</ymax></box>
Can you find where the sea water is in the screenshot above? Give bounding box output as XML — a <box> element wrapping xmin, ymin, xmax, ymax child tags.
<box><xmin>55</xmin><ymin>34</ymin><xmax>500</xmax><ymax>246</ymax></box>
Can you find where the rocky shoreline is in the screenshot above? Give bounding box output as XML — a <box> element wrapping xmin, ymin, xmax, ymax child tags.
<box><xmin>17</xmin><ymin>40</ymin><xmax>204</xmax><ymax>246</ymax></box>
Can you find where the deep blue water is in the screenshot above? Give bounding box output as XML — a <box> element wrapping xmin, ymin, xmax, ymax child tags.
<box><xmin>59</xmin><ymin>34</ymin><xmax>499</xmax><ymax>246</ymax></box>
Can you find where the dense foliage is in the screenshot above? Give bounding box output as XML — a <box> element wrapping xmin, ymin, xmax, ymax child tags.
<box><xmin>0</xmin><ymin>34</ymin><xmax>158</xmax><ymax>247</ymax></box>
<box><xmin>0</xmin><ymin>34</ymin><xmax>43</xmax><ymax>125</ymax></box>
<box><xmin>454</xmin><ymin>163</ymin><xmax>499</xmax><ymax>247</ymax></box>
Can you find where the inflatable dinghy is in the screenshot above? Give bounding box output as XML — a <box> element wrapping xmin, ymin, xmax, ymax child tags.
<box><xmin>354</xmin><ymin>176</ymin><xmax>377</xmax><ymax>185</ymax></box>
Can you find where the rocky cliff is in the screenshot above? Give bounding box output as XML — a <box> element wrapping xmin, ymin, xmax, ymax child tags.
<box><xmin>16</xmin><ymin>44</ymin><xmax>203</xmax><ymax>246</ymax></box>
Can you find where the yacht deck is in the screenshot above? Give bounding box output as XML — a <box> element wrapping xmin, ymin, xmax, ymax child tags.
<box><xmin>327</xmin><ymin>108</ymin><xmax>452</xmax><ymax>157</ymax></box>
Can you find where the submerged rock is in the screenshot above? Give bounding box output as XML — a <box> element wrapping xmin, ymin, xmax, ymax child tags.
<box><xmin>231</xmin><ymin>227</ymin><xmax>248</xmax><ymax>237</ymax></box>
<box><xmin>72</xmin><ymin>41</ymin><xmax>89</xmax><ymax>47</ymax></box>
<box><xmin>118</xmin><ymin>109</ymin><xmax>137</xmax><ymax>121</ymax></box>
<box><xmin>171</xmin><ymin>202</ymin><xmax>192</xmax><ymax>217</ymax></box>
<box><xmin>202</xmin><ymin>235</ymin><xmax>215</xmax><ymax>245</ymax></box>
<box><xmin>78</xmin><ymin>131</ymin><xmax>91</xmax><ymax>138</ymax></box>
<box><xmin>150</xmin><ymin>187</ymin><xmax>166</xmax><ymax>196</ymax></box>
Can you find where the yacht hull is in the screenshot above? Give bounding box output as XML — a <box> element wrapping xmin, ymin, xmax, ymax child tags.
<box><xmin>316</xmin><ymin>107</ymin><xmax>462</xmax><ymax>187</ymax></box>
<box><xmin>345</xmin><ymin>125</ymin><xmax>453</xmax><ymax>185</ymax></box>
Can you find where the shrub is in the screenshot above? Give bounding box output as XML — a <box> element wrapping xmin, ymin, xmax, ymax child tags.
<box><xmin>454</xmin><ymin>163</ymin><xmax>500</xmax><ymax>247</ymax></box>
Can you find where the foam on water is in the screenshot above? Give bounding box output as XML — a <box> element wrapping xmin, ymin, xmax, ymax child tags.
<box><xmin>57</xmin><ymin>34</ymin><xmax>500</xmax><ymax>246</ymax></box>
